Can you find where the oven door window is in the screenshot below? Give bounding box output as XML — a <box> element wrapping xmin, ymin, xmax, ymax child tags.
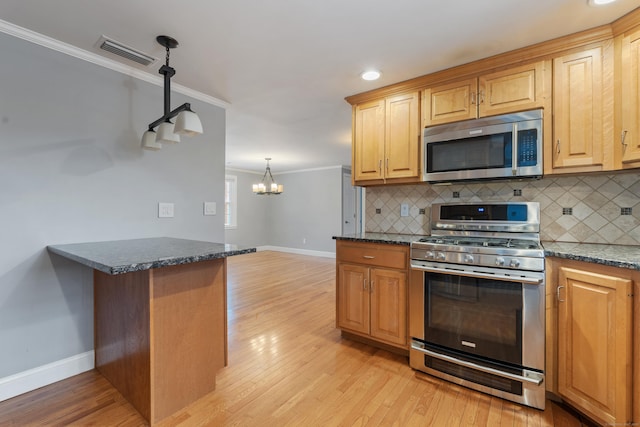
<box><xmin>425</xmin><ymin>272</ymin><xmax>522</xmax><ymax>366</ymax></box>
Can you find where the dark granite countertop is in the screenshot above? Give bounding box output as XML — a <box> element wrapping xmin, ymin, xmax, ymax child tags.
<box><xmin>334</xmin><ymin>233</ymin><xmax>640</xmax><ymax>271</ymax></box>
<box><xmin>47</xmin><ymin>237</ymin><xmax>256</xmax><ymax>275</ymax></box>
<box><xmin>333</xmin><ymin>232</ymin><xmax>427</xmax><ymax>246</ymax></box>
<box><xmin>542</xmin><ymin>241</ymin><xmax>640</xmax><ymax>271</ymax></box>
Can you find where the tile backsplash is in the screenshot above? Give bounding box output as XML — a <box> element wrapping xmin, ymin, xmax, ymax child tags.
<box><xmin>365</xmin><ymin>172</ymin><xmax>640</xmax><ymax>245</ymax></box>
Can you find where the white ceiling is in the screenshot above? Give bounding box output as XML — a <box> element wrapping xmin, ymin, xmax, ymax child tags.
<box><xmin>1</xmin><ymin>0</ymin><xmax>639</xmax><ymax>172</ymax></box>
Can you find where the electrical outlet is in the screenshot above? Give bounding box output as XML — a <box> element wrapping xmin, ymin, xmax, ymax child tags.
<box><xmin>158</xmin><ymin>202</ymin><xmax>174</xmax><ymax>218</ymax></box>
<box><xmin>400</xmin><ymin>203</ymin><xmax>409</xmax><ymax>217</ymax></box>
<box><xmin>204</xmin><ymin>202</ymin><xmax>216</xmax><ymax>216</ymax></box>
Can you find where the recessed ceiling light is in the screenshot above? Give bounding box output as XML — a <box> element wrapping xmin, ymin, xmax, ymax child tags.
<box><xmin>361</xmin><ymin>70</ymin><xmax>381</xmax><ymax>81</ymax></box>
<box><xmin>588</xmin><ymin>0</ymin><xmax>617</xmax><ymax>6</ymax></box>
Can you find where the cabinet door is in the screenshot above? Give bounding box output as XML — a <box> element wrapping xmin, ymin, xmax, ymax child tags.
<box><xmin>478</xmin><ymin>61</ymin><xmax>548</xmax><ymax>117</ymax></box>
<box><xmin>423</xmin><ymin>78</ymin><xmax>477</xmax><ymax>126</ymax></box>
<box><xmin>557</xmin><ymin>266</ymin><xmax>632</xmax><ymax>425</ymax></box>
<box><xmin>385</xmin><ymin>92</ymin><xmax>420</xmax><ymax>179</ymax></box>
<box><xmin>337</xmin><ymin>264</ymin><xmax>370</xmax><ymax>335</ymax></box>
<box><xmin>369</xmin><ymin>268</ymin><xmax>407</xmax><ymax>347</ymax></box>
<box><xmin>620</xmin><ymin>28</ymin><xmax>640</xmax><ymax>166</ymax></box>
<box><xmin>353</xmin><ymin>99</ymin><xmax>385</xmax><ymax>181</ymax></box>
<box><xmin>552</xmin><ymin>46</ymin><xmax>608</xmax><ymax>170</ymax></box>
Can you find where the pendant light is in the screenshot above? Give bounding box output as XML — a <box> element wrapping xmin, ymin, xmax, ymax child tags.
<box><xmin>252</xmin><ymin>158</ymin><xmax>284</xmax><ymax>195</ymax></box>
<box><xmin>141</xmin><ymin>35</ymin><xmax>203</xmax><ymax>150</ymax></box>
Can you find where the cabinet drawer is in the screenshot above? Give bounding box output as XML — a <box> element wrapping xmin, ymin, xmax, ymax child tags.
<box><xmin>337</xmin><ymin>241</ymin><xmax>408</xmax><ymax>269</ymax></box>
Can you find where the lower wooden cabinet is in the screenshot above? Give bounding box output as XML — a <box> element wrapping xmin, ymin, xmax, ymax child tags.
<box><xmin>547</xmin><ymin>257</ymin><xmax>637</xmax><ymax>426</ymax></box>
<box><xmin>336</xmin><ymin>241</ymin><xmax>408</xmax><ymax>350</ymax></box>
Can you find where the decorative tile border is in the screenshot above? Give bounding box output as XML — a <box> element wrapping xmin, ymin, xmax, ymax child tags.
<box><xmin>365</xmin><ymin>172</ymin><xmax>640</xmax><ymax>245</ymax></box>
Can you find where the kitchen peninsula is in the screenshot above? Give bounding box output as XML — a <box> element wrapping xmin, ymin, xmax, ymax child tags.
<box><xmin>47</xmin><ymin>237</ymin><xmax>255</xmax><ymax>425</ymax></box>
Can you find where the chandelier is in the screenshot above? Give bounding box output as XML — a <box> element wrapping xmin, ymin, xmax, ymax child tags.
<box><xmin>141</xmin><ymin>35</ymin><xmax>203</xmax><ymax>150</ymax></box>
<box><xmin>252</xmin><ymin>158</ymin><xmax>283</xmax><ymax>195</ymax></box>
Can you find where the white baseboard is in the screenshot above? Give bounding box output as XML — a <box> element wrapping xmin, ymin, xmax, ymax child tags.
<box><xmin>0</xmin><ymin>351</ymin><xmax>94</xmax><ymax>402</ymax></box>
<box><xmin>257</xmin><ymin>246</ymin><xmax>336</xmax><ymax>259</ymax></box>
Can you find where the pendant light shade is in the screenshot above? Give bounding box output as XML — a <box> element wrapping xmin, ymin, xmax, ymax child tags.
<box><xmin>140</xmin><ymin>35</ymin><xmax>203</xmax><ymax>150</ymax></box>
<box><xmin>156</xmin><ymin>120</ymin><xmax>181</xmax><ymax>143</ymax></box>
<box><xmin>174</xmin><ymin>109</ymin><xmax>203</xmax><ymax>136</ymax></box>
<box><xmin>141</xmin><ymin>129</ymin><xmax>162</xmax><ymax>150</ymax></box>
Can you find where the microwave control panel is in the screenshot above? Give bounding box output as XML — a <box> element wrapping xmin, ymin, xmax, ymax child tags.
<box><xmin>517</xmin><ymin>129</ymin><xmax>537</xmax><ymax>166</ymax></box>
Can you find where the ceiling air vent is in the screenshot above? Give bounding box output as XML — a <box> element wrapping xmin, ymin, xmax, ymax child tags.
<box><xmin>97</xmin><ymin>35</ymin><xmax>156</xmax><ymax>66</ymax></box>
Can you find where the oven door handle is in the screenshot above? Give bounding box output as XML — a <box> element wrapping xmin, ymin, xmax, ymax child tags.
<box><xmin>411</xmin><ymin>341</ymin><xmax>544</xmax><ymax>386</ymax></box>
<box><xmin>410</xmin><ymin>263</ymin><xmax>543</xmax><ymax>285</ymax></box>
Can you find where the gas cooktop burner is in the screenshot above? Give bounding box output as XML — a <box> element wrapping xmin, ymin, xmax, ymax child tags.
<box><xmin>411</xmin><ymin>202</ymin><xmax>544</xmax><ymax>272</ymax></box>
<box><xmin>416</xmin><ymin>236</ymin><xmax>541</xmax><ymax>250</ymax></box>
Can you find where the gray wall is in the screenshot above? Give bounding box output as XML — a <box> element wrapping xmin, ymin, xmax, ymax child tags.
<box><xmin>225</xmin><ymin>167</ymin><xmax>343</xmax><ymax>253</ymax></box>
<box><xmin>0</xmin><ymin>33</ymin><xmax>226</xmax><ymax>377</ymax></box>
<box><xmin>224</xmin><ymin>169</ymin><xmax>270</xmax><ymax>247</ymax></box>
<box><xmin>268</xmin><ymin>167</ymin><xmax>343</xmax><ymax>252</ymax></box>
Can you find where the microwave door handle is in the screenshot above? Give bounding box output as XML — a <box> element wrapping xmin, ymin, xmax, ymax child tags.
<box><xmin>512</xmin><ymin>123</ymin><xmax>518</xmax><ymax>176</ymax></box>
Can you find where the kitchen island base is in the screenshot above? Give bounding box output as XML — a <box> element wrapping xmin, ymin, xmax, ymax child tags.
<box><xmin>94</xmin><ymin>259</ymin><xmax>226</xmax><ymax>424</ymax></box>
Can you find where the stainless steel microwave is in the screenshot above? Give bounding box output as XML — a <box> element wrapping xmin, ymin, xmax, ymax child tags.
<box><xmin>423</xmin><ymin>109</ymin><xmax>543</xmax><ymax>183</ymax></box>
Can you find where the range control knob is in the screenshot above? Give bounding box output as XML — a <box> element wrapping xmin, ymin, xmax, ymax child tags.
<box><xmin>425</xmin><ymin>251</ymin><xmax>434</xmax><ymax>259</ymax></box>
<box><xmin>437</xmin><ymin>252</ymin><xmax>446</xmax><ymax>261</ymax></box>
<box><xmin>495</xmin><ymin>257</ymin><xmax>505</xmax><ymax>266</ymax></box>
<box><xmin>463</xmin><ymin>254</ymin><xmax>474</xmax><ymax>263</ymax></box>
<box><xmin>510</xmin><ymin>259</ymin><xmax>521</xmax><ymax>268</ymax></box>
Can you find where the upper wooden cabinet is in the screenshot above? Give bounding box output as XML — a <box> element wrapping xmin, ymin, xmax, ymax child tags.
<box><xmin>616</xmin><ymin>27</ymin><xmax>640</xmax><ymax>168</ymax></box>
<box><xmin>549</xmin><ymin>42</ymin><xmax>614</xmax><ymax>174</ymax></box>
<box><xmin>352</xmin><ymin>92</ymin><xmax>420</xmax><ymax>184</ymax></box>
<box><xmin>345</xmin><ymin>8</ymin><xmax>640</xmax><ymax>185</ymax></box>
<box><xmin>423</xmin><ymin>61</ymin><xmax>550</xmax><ymax>127</ymax></box>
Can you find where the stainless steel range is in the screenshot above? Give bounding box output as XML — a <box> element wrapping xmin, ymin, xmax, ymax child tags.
<box><xmin>409</xmin><ymin>202</ymin><xmax>545</xmax><ymax>409</ymax></box>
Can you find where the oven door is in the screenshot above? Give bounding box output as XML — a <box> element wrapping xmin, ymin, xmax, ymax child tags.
<box><xmin>409</xmin><ymin>261</ymin><xmax>545</xmax><ymax>409</ymax></box>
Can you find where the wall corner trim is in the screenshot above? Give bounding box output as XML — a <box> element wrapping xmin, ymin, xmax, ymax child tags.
<box><xmin>0</xmin><ymin>351</ymin><xmax>95</xmax><ymax>402</ymax></box>
<box><xmin>0</xmin><ymin>19</ymin><xmax>229</xmax><ymax>109</ymax></box>
<box><xmin>257</xmin><ymin>246</ymin><xmax>336</xmax><ymax>258</ymax></box>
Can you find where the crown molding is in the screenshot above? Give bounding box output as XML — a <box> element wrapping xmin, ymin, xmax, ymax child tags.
<box><xmin>0</xmin><ymin>19</ymin><xmax>230</xmax><ymax>109</ymax></box>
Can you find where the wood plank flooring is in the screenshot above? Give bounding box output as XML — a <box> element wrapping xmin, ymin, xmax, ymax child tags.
<box><xmin>0</xmin><ymin>251</ymin><xmax>590</xmax><ymax>426</ymax></box>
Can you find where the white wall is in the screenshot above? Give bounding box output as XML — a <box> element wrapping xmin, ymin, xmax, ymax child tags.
<box><xmin>0</xmin><ymin>32</ymin><xmax>226</xmax><ymax>379</ymax></box>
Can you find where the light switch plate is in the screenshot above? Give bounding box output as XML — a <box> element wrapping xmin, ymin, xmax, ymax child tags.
<box><xmin>204</xmin><ymin>202</ymin><xmax>216</xmax><ymax>216</ymax></box>
<box><xmin>400</xmin><ymin>203</ymin><xmax>409</xmax><ymax>217</ymax></box>
<box><xmin>158</xmin><ymin>202</ymin><xmax>174</xmax><ymax>218</ymax></box>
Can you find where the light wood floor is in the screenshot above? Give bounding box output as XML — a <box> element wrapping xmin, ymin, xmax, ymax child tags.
<box><xmin>0</xmin><ymin>251</ymin><xmax>590</xmax><ymax>426</ymax></box>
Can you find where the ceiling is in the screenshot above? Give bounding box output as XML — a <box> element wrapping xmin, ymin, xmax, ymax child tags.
<box><xmin>1</xmin><ymin>0</ymin><xmax>639</xmax><ymax>173</ymax></box>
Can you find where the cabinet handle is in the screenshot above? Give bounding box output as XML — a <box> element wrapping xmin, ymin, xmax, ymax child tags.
<box><xmin>378</xmin><ymin>159</ymin><xmax>382</xmax><ymax>173</ymax></box>
<box><xmin>386</xmin><ymin>158</ymin><xmax>389</xmax><ymax>173</ymax></box>
<box><xmin>370</xmin><ymin>280</ymin><xmax>374</xmax><ymax>292</ymax></box>
<box><xmin>556</xmin><ymin>140</ymin><xmax>561</xmax><ymax>155</ymax></box>
<box><xmin>478</xmin><ymin>90</ymin><xmax>485</xmax><ymax>104</ymax></box>
<box><xmin>557</xmin><ymin>285</ymin><xmax>565</xmax><ymax>302</ymax></box>
<box><xmin>363</xmin><ymin>255</ymin><xmax>375</xmax><ymax>259</ymax></box>
<box><xmin>622</xmin><ymin>130</ymin><xmax>628</xmax><ymax>151</ymax></box>
<box><xmin>470</xmin><ymin>91</ymin><xmax>476</xmax><ymax>105</ymax></box>
<box><xmin>363</xmin><ymin>278</ymin><xmax>368</xmax><ymax>291</ymax></box>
